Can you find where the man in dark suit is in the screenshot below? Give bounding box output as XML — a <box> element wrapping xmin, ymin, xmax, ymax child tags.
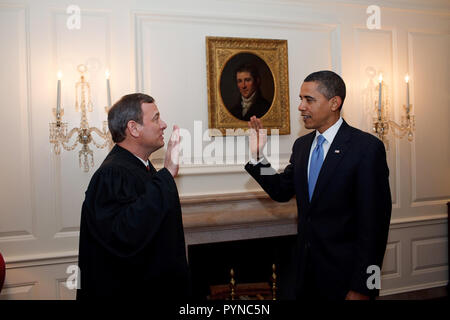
<box><xmin>228</xmin><ymin>63</ymin><xmax>271</xmax><ymax>121</ymax></box>
<box><xmin>245</xmin><ymin>71</ymin><xmax>392</xmax><ymax>300</ymax></box>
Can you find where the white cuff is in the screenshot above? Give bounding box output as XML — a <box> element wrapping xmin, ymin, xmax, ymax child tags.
<box><xmin>249</xmin><ymin>157</ymin><xmax>265</xmax><ymax>165</ymax></box>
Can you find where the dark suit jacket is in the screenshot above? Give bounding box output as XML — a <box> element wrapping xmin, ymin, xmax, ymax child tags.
<box><xmin>245</xmin><ymin>120</ymin><xmax>391</xmax><ymax>300</ymax></box>
<box><xmin>228</xmin><ymin>91</ymin><xmax>271</xmax><ymax>121</ymax></box>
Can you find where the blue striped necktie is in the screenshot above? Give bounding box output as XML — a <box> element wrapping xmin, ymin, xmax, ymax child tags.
<box><xmin>308</xmin><ymin>134</ymin><xmax>326</xmax><ymax>201</ymax></box>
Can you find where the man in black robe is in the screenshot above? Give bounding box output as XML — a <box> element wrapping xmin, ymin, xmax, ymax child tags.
<box><xmin>77</xmin><ymin>93</ymin><xmax>190</xmax><ymax>300</ymax></box>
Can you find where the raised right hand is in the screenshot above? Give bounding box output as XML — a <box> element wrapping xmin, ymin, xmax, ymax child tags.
<box><xmin>164</xmin><ymin>125</ymin><xmax>180</xmax><ymax>177</ymax></box>
<box><xmin>248</xmin><ymin>116</ymin><xmax>267</xmax><ymax>161</ymax></box>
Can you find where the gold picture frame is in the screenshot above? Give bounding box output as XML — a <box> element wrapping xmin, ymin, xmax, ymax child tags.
<box><xmin>206</xmin><ymin>36</ymin><xmax>290</xmax><ymax>135</ymax></box>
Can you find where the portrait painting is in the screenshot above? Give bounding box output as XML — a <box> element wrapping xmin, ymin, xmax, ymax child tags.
<box><xmin>206</xmin><ymin>37</ymin><xmax>290</xmax><ymax>135</ymax></box>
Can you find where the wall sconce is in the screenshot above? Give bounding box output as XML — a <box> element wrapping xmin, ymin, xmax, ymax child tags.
<box><xmin>49</xmin><ymin>64</ymin><xmax>113</xmax><ymax>172</ymax></box>
<box><xmin>373</xmin><ymin>73</ymin><xmax>415</xmax><ymax>148</ymax></box>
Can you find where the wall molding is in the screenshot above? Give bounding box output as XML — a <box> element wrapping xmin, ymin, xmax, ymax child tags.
<box><xmin>151</xmin><ymin>159</ymin><xmax>291</xmax><ymax>176</ymax></box>
<box><xmin>382</xmin><ymin>241</ymin><xmax>402</xmax><ymax>279</ymax></box>
<box><xmin>134</xmin><ymin>10</ymin><xmax>340</xmax><ymax>93</ymax></box>
<box><xmin>379</xmin><ymin>280</ymin><xmax>448</xmax><ymax>296</ymax></box>
<box><xmin>0</xmin><ymin>281</ymin><xmax>37</xmax><ymax>299</ymax></box>
<box><xmin>390</xmin><ymin>214</ymin><xmax>447</xmax><ymax>227</ymax></box>
<box><xmin>50</xmin><ymin>8</ymin><xmax>112</xmax><ymax>238</ymax></box>
<box><xmin>0</xmin><ymin>4</ymin><xmax>36</xmax><ymax>242</ymax></box>
<box><xmin>219</xmin><ymin>0</ymin><xmax>450</xmax><ymax>15</ymax></box>
<box><xmin>352</xmin><ymin>26</ymin><xmax>401</xmax><ymax>209</ymax></box>
<box><xmin>411</xmin><ymin>236</ymin><xmax>448</xmax><ymax>275</ymax></box>
<box><xmin>408</xmin><ymin>30</ymin><xmax>450</xmax><ymax>205</ymax></box>
<box><xmin>5</xmin><ymin>251</ymin><xmax>78</xmax><ymax>268</ymax></box>
<box><xmin>3</xmin><ymin>213</ymin><xmax>446</xmax><ymax>266</ymax></box>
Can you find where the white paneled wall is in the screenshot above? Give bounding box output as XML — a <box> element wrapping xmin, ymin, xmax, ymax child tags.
<box><xmin>0</xmin><ymin>5</ymin><xmax>35</xmax><ymax>243</ymax></box>
<box><xmin>0</xmin><ymin>0</ymin><xmax>448</xmax><ymax>299</ymax></box>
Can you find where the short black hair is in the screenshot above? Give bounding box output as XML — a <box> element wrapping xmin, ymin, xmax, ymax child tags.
<box><xmin>304</xmin><ymin>70</ymin><xmax>346</xmax><ymax>109</ymax></box>
<box><xmin>108</xmin><ymin>93</ymin><xmax>154</xmax><ymax>143</ymax></box>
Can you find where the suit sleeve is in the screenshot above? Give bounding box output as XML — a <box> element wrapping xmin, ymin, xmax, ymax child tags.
<box><xmin>244</xmin><ymin>142</ymin><xmax>297</xmax><ymax>202</ymax></box>
<box><xmin>350</xmin><ymin>139</ymin><xmax>392</xmax><ymax>297</ymax></box>
<box><xmin>82</xmin><ymin>166</ymin><xmax>179</xmax><ymax>258</ymax></box>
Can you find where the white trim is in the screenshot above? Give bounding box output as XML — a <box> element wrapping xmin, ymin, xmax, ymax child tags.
<box><xmin>390</xmin><ymin>214</ymin><xmax>447</xmax><ymax>227</ymax></box>
<box><xmin>379</xmin><ymin>280</ymin><xmax>448</xmax><ymax>296</ymax></box>
<box><xmin>217</xmin><ymin>0</ymin><xmax>450</xmax><ymax>15</ymax></box>
<box><xmin>5</xmin><ymin>251</ymin><xmax>79</xmax><ymax>268</ymax></box>
<box><xmin>3</xmin><ymin>215</ymin><xmax>446</xmax><ymax>265</ymax></box>
<box><xmin>152</xmin><ymin>159</ymin><xmax>291</xmax><ymax>176</ymax></box>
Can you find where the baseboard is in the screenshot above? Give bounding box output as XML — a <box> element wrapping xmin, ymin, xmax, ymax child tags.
<box><xmin>380</xmin><ymin>280</ymin><xmax>448</xmax><ymax>296</ymax></box>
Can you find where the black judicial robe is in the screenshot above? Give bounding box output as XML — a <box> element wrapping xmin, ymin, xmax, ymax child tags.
<box><xmin>76</xmin><ymin>145</ymin><xmax>190</xmax><ymax>300</ymax></box>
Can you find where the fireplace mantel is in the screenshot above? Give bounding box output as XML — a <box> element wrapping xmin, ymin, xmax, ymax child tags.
<box><xmin>180</xmin><ymin>191</ymin><xmax>298</xmax><ymax>245</ymax></box>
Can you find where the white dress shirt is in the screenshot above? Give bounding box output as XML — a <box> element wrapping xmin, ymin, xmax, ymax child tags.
<box><xmin>241</xmin><ymin>91</ymin><xmax>257</xmax><ymax>117</ymax></box>
<box><xmin>307</xmin><ymin>117</ymin><xmax>343</xmax><ymax>179</ymax></box>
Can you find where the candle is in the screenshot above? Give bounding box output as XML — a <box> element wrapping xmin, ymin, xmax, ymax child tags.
<box><xmin>405</xmin><ymin>74</ymin><xmax>410</xmax><ymax>114</ymax></box>
<box><xmin>56</xmin><ymin>71</ymin><xmax>62</xmax><ymax>116</ymax></box>
<box><xmin>378</xmin><ymin>74</ymin><xmax>383</xmax><ymax>117</ymax></box>
<box><xmin>105</xmin><ymin>70</ymin><xmax>111</xmax><ymax>107</ymax></box>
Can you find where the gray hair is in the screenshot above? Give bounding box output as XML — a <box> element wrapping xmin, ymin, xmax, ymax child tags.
<box><xmin>107</xmin><ymin>93</ymin><xmax>154</xmax><ymax>143</ymax></box>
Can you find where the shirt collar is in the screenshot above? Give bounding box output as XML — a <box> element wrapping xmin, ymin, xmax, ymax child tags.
<box><xmin>315</xmin><ymin>117</ymin><xmax>343</xmax><ymax>144</ymax></box>
<box><xmin>133</xmin><ymin>154</ymin><xmax>149</xmax><ymax>167</ymax></box>
<box><xmin>242</xmin><ymin>91</ymin><xmax>257</xmax><ymax>104</ymax></box>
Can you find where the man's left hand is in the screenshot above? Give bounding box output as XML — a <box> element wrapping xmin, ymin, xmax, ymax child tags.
<box><xmin>345</xmin><ymin>290</ymin><xmax>370</xmax><ymax>300</ymax></box>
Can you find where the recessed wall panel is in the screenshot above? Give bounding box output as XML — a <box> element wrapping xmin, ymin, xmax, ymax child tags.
<box><xmin>0</xmin><ymin>7</ymin><xmax>34</xmax><ymax>239</ymax></box>
<box><xmin>354</xmin><ymin>28</ymin><xmax>398</xmax><ymax>205</ymax></box>
<box><xmin>410</xmin><ymin>32</ymin><xmax>450</xmax><ymax>203</ymax></box>
<box><xmin>52</xmin><ymin>11</ymin><xmax>111</xmax><ymax>234</ymax></box>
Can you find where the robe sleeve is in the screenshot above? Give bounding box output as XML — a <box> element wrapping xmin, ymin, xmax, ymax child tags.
<box><xmin>82</xmin><ymin>165</ymin><xmax>180</xmax><ymax>258</ymax></box>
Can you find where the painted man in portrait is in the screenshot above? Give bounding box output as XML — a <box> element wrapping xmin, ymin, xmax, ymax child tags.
<box><xmin>228</xmin><ymin>63</ymin><xmax>271</xmax><ymax>121</ymax></box>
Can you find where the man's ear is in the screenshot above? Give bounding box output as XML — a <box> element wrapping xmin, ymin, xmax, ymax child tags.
<box><xmin>127</xmin><ymin>120</ymin><xmax>141</xmax><ymax>138</ymax></box>
<box><xmin>330</xmin><ymin>96</ymin><xmax>342</xmax><ymax>112</ymax></box>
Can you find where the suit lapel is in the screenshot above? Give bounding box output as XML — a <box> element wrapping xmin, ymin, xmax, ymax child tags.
<box><xmin>310</xmin><ymin>120</ymin><xmax>352</xmax><ymax>205</ymax></box>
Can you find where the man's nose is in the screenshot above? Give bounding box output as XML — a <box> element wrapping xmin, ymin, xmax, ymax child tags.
<box><xmin>161</xmin><ymin>120</ymin><xmax>167</xmax><ymax>130</ymax></box>
<box><xmin>298</xmin><ymin>101</ymin><xmax>306</xmax><ymax>111</ymax></box>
